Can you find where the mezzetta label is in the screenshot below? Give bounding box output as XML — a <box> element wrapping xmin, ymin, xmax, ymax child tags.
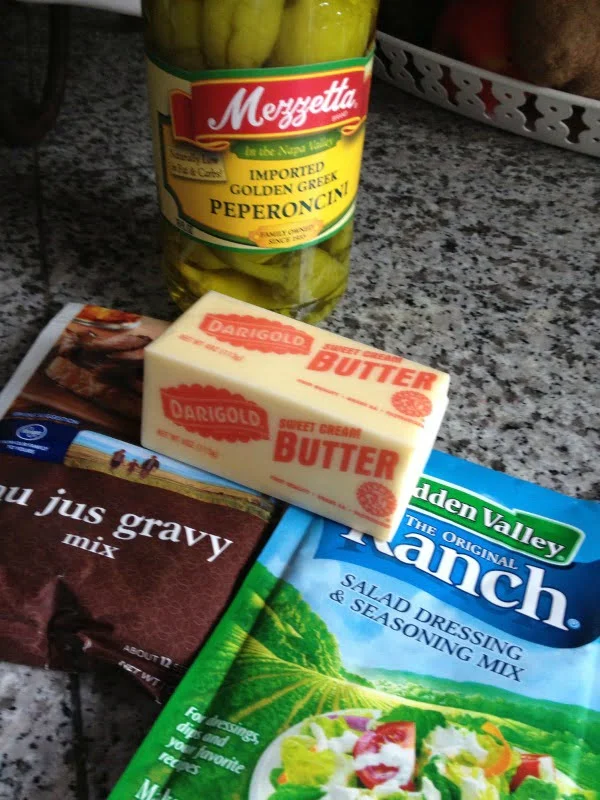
<box><xmin>170</xmin><ymin>70</ymin><xmax>369</xmax><ymax>144</ymax></box>
<box><xmin>147</xmin><ymin>55</ymin><xmax>373</xmax><ymax>251</ymax></box>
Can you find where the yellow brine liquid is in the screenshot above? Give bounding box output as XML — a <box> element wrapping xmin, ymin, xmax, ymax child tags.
<box><xmin>144</xmin><ymin>0</ymin><xmax>380</xmax><ymax>322</ymax></box>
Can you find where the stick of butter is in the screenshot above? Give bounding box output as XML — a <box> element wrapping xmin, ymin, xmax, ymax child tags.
<box><xmin>142</xmin><ymin>292</ymin><xmax>450</xmax><ymax>540</ymax></box>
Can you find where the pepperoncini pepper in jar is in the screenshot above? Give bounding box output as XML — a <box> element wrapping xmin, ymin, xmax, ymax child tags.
<box><xmin>145</xmin><ymin>0</ymin><xmax>380</xmax><ymax>322</ymax></box>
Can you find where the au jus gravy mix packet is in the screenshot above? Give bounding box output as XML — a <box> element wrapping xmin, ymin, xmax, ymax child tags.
<box><xmin>0</xmin><ymin>304</ymin><xmax>277</xmax><ymax>699</ymax></box>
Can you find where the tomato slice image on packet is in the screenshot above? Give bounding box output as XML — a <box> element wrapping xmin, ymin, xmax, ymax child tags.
<box><xmin>109</xmin><ymin>451</ymin><xmax>600</xmax><ymax>800</ymax></box>
<box><xmin>353</xmin><ymin>721</ymin><xmax>416</xmax><ymax>790</ymax></box>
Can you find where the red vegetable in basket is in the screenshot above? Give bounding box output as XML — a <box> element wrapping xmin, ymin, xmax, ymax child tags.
<box><xmin>433</xmin><ymin>0</ymin><xmax>521</xmax><ymax>113</ymax></box>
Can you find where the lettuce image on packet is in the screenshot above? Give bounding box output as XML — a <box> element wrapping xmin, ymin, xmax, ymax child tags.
<box><xmin>109</xmin><ymin>451</ymin><xmax>600</xmax><ymax>800</ymax></box>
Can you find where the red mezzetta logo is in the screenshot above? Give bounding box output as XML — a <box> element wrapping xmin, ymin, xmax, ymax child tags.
<box><xmin>161</xmin><ymin>384</ymin><xmax>269</xmax><ymax>443</ymax></box>
<box><xmin>169</xmin><ymin>63</ymin><xmax>372</xmax><ymax>150</ymax></box>
<box><xmin>200</xmin><ymin>313</ymin><xmax>313</xmax><ymax>356</ymax></box>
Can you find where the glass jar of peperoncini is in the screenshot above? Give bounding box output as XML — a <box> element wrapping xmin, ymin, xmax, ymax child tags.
<box><xmin>144</xmin><ymin>0</ymin><xmax>380</xmax><ymax>323</ymax></box>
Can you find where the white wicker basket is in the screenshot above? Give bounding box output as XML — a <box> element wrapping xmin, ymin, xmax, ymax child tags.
<box><xmin>375</xmin><ymin>31</ymin><xmax>600</xmax><ymax>158</ymax></box>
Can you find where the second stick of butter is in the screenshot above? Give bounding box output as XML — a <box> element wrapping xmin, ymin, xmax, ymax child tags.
<box><xmin>142</xmin><ymin>292</ymin><xmax>450</xmax><ymax>540</ymax></box>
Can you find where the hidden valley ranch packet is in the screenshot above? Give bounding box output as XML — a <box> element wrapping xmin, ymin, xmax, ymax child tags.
<box><xmin>111</xmin><ymin>451</ymin><xmax>599</xmax><ymax>800</ymax></box>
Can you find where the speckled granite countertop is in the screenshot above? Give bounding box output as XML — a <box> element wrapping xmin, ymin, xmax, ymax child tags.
<box><xmin>0</xmin><ymin>9</ymin><xmax>598</xmax><ymax>800</ymax></box>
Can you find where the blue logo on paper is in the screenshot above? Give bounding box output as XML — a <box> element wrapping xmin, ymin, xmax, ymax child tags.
<box><xmin>16</xmin><ymin>423</ymin><xmax>48</xmax><ymax>441</ymax></box>
<box><xmin>0</xmin><ymin>418</ymin><xmax>79</xmax><ymax>462</ymax></box>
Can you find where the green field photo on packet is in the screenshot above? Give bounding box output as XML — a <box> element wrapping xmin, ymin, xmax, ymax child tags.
<box><xmin>110</xmin><ymin>451</ymin><xmax>600</xmax><ymax>800</ymax></box>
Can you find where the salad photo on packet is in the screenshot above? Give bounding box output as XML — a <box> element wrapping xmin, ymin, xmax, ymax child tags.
<box><xmin>109</xmin><ymin>451</ymin><xmax>600</xmax><ymax>800</ymax></box>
